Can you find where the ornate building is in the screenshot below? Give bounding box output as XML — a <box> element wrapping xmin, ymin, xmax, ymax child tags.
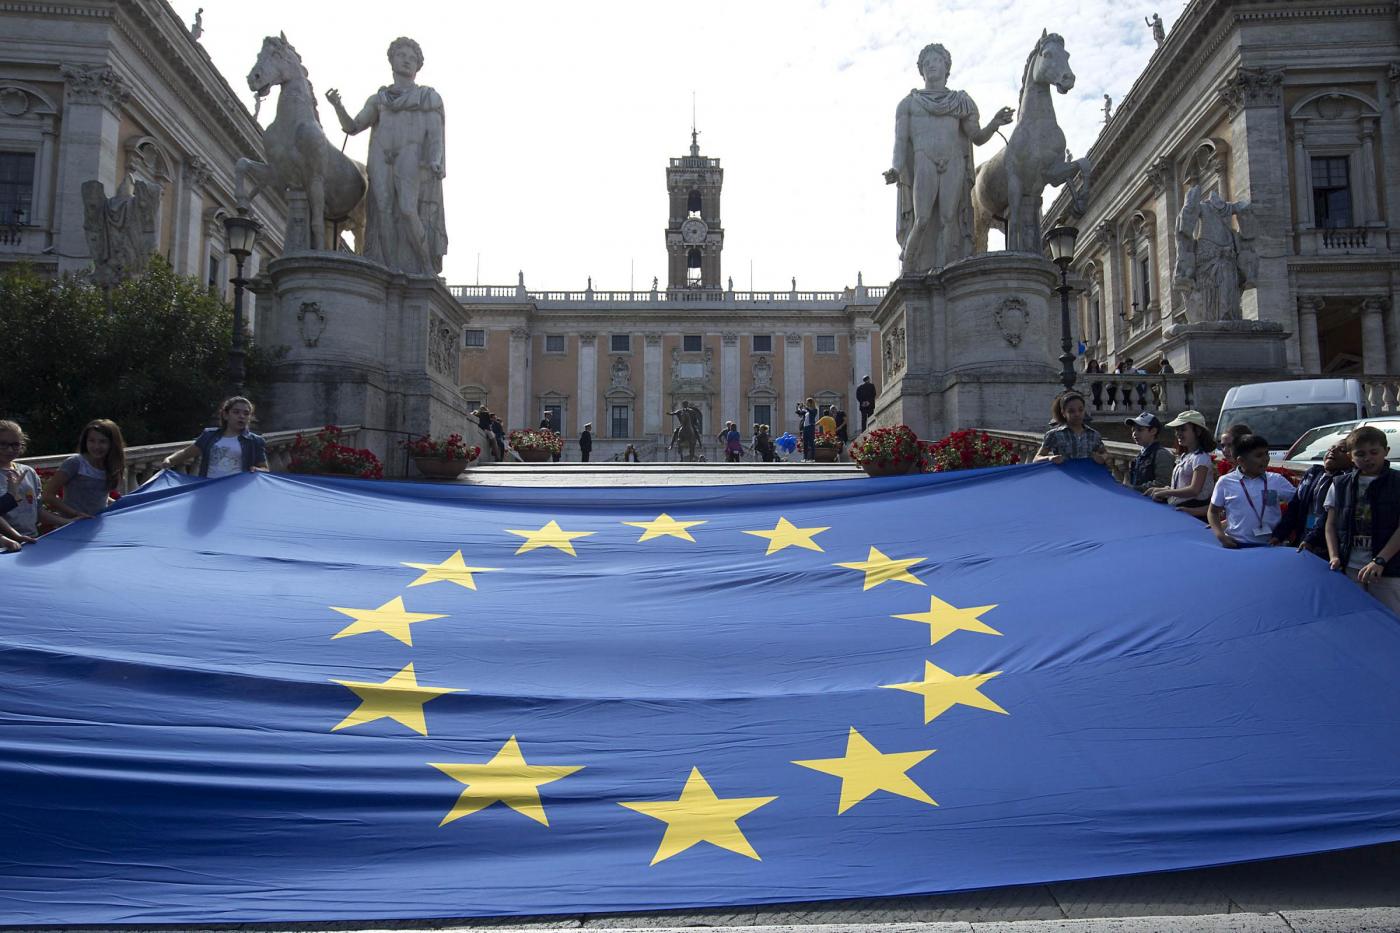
<box><xmin>0</xmin><ymin>0</ymin><xmax>284</xmax><ymax>304</ymax></box>
<box><xmin>1046</xmin><ymin>0</ymin><xmax>1400</xmax><ymax>382</ymax></box>
<box><xmin>454</xmin><ymin>136</ymin><xmax>883</xmax><ymax>460</ymax></box>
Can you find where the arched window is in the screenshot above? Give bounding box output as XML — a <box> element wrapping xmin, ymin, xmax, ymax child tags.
<box><xmin>687</xmin><ymin>189</ymin><xmax>702</xmax><ymax>215</ymax></box>
<box><xmin>686</xmin><ymin>248</ymin><xmax>702</xmax><ymax>286</ymax></box>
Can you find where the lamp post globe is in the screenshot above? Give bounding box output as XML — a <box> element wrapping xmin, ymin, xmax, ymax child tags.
<box><xmin>222</xmin><ymin>210</ymin><xmax>262</xmax><ymax>394</ymax></box>
<box><xmin>1044</xmin><ymin>225</ymin><xmax>1079</xmax><ymax>392</ymax></box>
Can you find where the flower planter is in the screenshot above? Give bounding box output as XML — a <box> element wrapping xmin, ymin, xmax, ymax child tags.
<box><xmin>413</xmin><ymin>457</ymin><xmax>470</xmax><ymax>480</ymax></box>
<box><xmin>860</xmin><ymin>460</ymin><xmax>912</xmax><ymax>478</ymax></box>
<box><xmin>517</xmin><ymin>448</ymin><xmax>552</xmax><ymax>463</ymax></box>
<box><xmin>813</xmin><ymin>447</ymin><xmax>840</xmax><ymax>463</ymax></box>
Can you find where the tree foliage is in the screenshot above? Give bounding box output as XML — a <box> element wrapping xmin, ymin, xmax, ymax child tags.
<box><xmin>2</xmin><ymin>258</ymin><xmax>276</xmax><ymax>456</ymax></box>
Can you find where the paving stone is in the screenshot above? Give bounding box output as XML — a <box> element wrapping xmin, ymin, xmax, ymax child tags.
<box><xmin>1281</xmin><ymin>907</ymin><xmax>1400</xmax><ymax>932</ymax></box>
<box><xmin>1214</xmin><ymin>844</ymin><xmax>1400</xmax><ymax>911</ymax></box>
<box><xmin>968</xmin><ymin>912</ymin><xmax>1291</xmax><ymax>932</ymax></box>
<box><xmin>1045</xmin><ymin>869</ymin><xmax>1235</xmax><ymax>919</ymax></box>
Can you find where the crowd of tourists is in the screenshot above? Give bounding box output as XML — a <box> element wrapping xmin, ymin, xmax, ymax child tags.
<box><xmin>1034</xmin><ymin>388</ymin><xmax>1400</xmax><ymax>614</ymax></box>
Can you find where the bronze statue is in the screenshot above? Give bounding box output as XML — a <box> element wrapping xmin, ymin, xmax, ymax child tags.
<box><xmin>668</xmin><ymin>401</ymin><xmax>701</xmax><ymax>462</ymax></box>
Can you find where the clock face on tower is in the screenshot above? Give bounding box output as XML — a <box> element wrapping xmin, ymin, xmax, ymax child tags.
<box><xmin>680</xmin><ymin>218</ymin><xmax>709</xmax><ymax>245</ymax></box>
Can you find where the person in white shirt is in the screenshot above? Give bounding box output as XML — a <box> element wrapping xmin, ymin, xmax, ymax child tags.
<box><xmin>1208</xmin><ymin>435</ymin><xmax>1294</xmax><ymax>548</ymax></box>
<box><xmin>1150</xmin><ymin>410</ymin><xmax>1218</xmax><ymax>517</ymax></box>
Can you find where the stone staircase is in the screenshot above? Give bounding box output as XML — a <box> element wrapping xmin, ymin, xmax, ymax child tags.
<box><xmin>460</xmin><ymin>461</ymin><xmax>865</xmax><ymax>486</ymax></box>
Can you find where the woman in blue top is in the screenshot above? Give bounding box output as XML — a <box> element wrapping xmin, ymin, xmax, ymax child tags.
<box><xmin>162</xmin><ymin>397</ymin><xmax>269</xmax><ymax>477</ymax></box>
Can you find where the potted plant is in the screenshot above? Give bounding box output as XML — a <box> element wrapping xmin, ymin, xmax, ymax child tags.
<box><xmin>508</xmin><ymin>427</ymin><xmax>562</xmax><ymax>463</ymax></box>
<box><xmin>287</xmin><ymin>425</ymin><xmax>384</xmax><ymax>479</ymax></box>
<box><xmin>849</xmin><ymin>425</ymin><xmax>920</xmax><ymax>477</ymax></box>
<box><xmin>401</xmin><ymin>432</ymin><xmax>480</xmax><ymax>479</ymax></box>
<box><xmin>813</xmin><ymin>430</ymin><xmax>843</xmax><ymax>463</ymax></box>
<box><xmin>918</xmin><ymin>430</ymin><xmax>1020</xmax><ymax>473</ymax></box>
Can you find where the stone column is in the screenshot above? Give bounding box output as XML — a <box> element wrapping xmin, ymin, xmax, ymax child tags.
<box><xmin>1222</xmin><ymin>66</ymin><xmax>1289</xmax><ymax>329</ymax></box>
<box><xmin>853</xmin><ymin>330</ymin><xmax>873</xmax><ymax>386</ymax></box>
<box><xmin>33</xmin><ymin>115</ymin><xmax>57</xmax><ymax>230</ymax></box>
<box><xmin>177</xmin><ymin>158</ymin><xmax>212</xmax><ymax>276</ymax></box>
<box><xmin>1359</xmin><ymin>120</ymin><xmax>1379</xmax><ymax>227</ymax></box>
<box><xmin>1361</xmin><ymin>298</ymin><xmax>1389</xmax><ymax>375</ymax></box>
<box><xmin>508</xmin><ymin>327</ymin><xmax>530</xmax><ymax>431</ymax></box>
<box><xmin>643</xmin><ymin>334</ymin><xmax>662</xmax><ymax>437</ymax></box>
<box><xmin>1296</xmin><ymin>297</ymin><xmax>1323</xmax><ymax>374</ymax></box>
<box><xmin>720</xmin><ymin>332</ymin><xmax>739</xmax><ymax>425</ymax></box>
<box><xmin>54</xmin><ymin>64</ymin><xmax>128</xmax><ymax>275</ymax></box>
<box><xmin>577</xmin><ymin>333</ymin><xmax>597</xmax><ymax>435</ymax></box>
<box><xmin>1291</xmin><ymin>126</ymin><xmax>1312</xmax><ymax>232</ymax></box>
<box><xmin>784</xmin><ymin>334</ymin><xmax>805</xmax><ymax>421</ymax></box>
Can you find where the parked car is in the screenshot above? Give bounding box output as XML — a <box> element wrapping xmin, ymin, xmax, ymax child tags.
<box><xmin>1216</xmin><ymin>378</ymin><xmax>1367</xmax><ymax>458</ymax></box>
<box><xmin>1284</xmin><ymin>416</ymin><xmax>1400</xmax><ymax>462</ymax></box>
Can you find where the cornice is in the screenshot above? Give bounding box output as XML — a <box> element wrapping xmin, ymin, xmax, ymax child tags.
<box><xmin>0</xmin><ymin>3</ymin><xmax>112</xmax><ymax>17</ymax></box>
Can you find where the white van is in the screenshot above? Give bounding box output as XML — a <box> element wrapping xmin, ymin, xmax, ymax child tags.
<box><xmin>1215</xmin><ymin>378</ymin><xmax>1366</xmax><ymax>456</ymax></box>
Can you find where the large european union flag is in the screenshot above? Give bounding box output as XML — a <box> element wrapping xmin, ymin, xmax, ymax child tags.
<box><xmin>4</xmin><ymin>461</ymin><xmax>1400</xmax><ymax>925</ymax></box>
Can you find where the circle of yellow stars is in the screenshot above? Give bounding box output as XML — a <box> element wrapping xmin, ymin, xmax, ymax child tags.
<box><xmin>320</xmin><ymin>505</ymin><xmax>1009</xmax><ymax>866</ymax></box>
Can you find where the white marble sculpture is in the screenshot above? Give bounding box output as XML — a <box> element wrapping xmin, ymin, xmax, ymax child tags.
<box><xmin>972</xmin><ymin>31</ymin><xmax>1092</xmax><ymax>253</ymax></box>
<box><xmin>1173</xmin><ymin>185</ymin><xmax>1257</xmax><ymax>323</ymax></box>
<box><xmin>885</xmin><ymin>43</ymin><xmax>1013</xmax><ymax>273</ymax></box>
<box><xmin>81</xmin><ymin>173</ymin><xmax>159</xmax><ymax>287</ymax></box>
<box><xmin>327</xmin><ymin>36</ymin><xmax>447</xmax><ymax>276</ymax></box>
<box><xmin>1103</xmin><ymin>94</ymin><xmax>1113</xmax><ymax>123</ymax></box>
<box><xmin>1146</xmin><ymin>14</ymin><xmax>1165</xmax><ymax>48</ymax></box>
<box><xmin>236</xmin><ymin>34</ymin><xmax>367</xmax><ymax>253</ymax></box>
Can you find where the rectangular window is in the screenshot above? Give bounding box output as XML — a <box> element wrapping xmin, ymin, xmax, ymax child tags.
<box><xmin>753</xmin><ymin>404</ymin><xmax>772</xmax><ymax>429</ymax></box>
<box><xmin>1311</xmin><ymin>156</ymin><xmax>1353</xmax><ymax>228</ymax></box>
<box><xmin>542</xmin><ymin>405</ymin><xmax>562</xmax><ymax>432</ymax></box>
<box><xmin>545</xmin><ymin>334</ymin><xmax>566</xmax><ymax>353</ymax></box>
<box><xmin>752</xmin><ymin>335</ymin><xmax>772</xmax><ymax>353</ymax></box>
<box><xmin>464</xmin><ymin>329</ymin><xmax>486</xmax><ymax>348</ymax></box>
<box><xmin>610</xmin><ymin>333</ymin><xmax>631</xmax><ymax>353</ymax></box>
<box><xmin>815</xmin><ymin>334</ymin><xmax>837</xmax><ymax>353</ymax></box>
<box><xmin>207</xmin><ymin>254</ymin><xmax>220</xmax><ymax>293</ymax></box>
<box><xmin>463</xmin><ymin>399</ymin><xmax>481</xmax><ymax>412</ymax></box>
<box><xmin>0</xmin><ymin>152</ymin><xmax>35</xmax><ymax>226</ymax></box>
<box><xmin>1139</xmin><ymin>256</ymin><xmax>1151</xmax><ymax>307</ymax></box>
<box><xmin>683</xmin><ymin>334</ymin><xmax>703</xmax><ymax>352</ymax></box>
<box><xmin>611</xmin><ymin>405</ymin><xmax>629</xmax><ymax>439</ymax></box>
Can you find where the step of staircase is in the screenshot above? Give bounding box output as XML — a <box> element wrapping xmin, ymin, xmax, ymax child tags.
<box><xmin>457</xmin><ymin>462</ymin><xmax>867</xmax><ymax>486</ymax></box>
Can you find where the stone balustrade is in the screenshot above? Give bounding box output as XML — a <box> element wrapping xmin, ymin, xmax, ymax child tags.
<box><xmin>19</xmin><ymin>426</ymin><xmax>363</xmax><ymax>492</ymax></box>
<box><xmin>447</xmin><ymin>285</ymin><xmax>879</xmax><ymax>308</ymax></box>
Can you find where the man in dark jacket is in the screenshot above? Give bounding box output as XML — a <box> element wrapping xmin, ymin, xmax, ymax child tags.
<box><xmin>1272</xmin><ymin>442</ymin><xmax>1350</xmax><ymax>555</ymax></box>
<box><xmin>1325</xmin><ymin>425</ymin><xmax>1400</xmax><ymax>614</ymax></box>
<box><xmin>856</xmin><ymin>376</ymin><xmax>878</xmax><ymax>432</ymax></box>
<box><xmin>579</xmin><ymin>423</ymin><xmax>593</xmax><ymax>462</ymax></box>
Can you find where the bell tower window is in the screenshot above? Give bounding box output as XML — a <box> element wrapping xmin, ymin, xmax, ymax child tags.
<box><xmin>666</xmin><ymin>133</ymin><xmax>724</xmax><ymax>290</ymax></box>
<box><xmin>687</xmin><ymin>189</ymin><xmax>702</xmax><ymax>215</ymax></box>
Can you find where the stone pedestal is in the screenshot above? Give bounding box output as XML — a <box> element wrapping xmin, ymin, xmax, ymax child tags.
<box><xmin>1160</xmin><ymin>320</ymin><xmax>1289</xmax><ymax>374</ymax></box>
<box><xmin>869</xmin><ymin>252</ymin><xmax>1062</xmax><ymax>440</ymax></box>
<box><xmin>253</xmin><ymin>252</ymin><xmax>471</xmax><ymax>476</ymax></box>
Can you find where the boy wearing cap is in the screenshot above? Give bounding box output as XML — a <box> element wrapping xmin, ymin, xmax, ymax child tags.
<box><xmin>1125</xmin><ymin>412</ymin><xmax>1174</xmax><ymax>493</ymax></box>
<box><xmin>1208</xmin><ymin>434</ymin><xmax>1294</xmax><ymax>548</ymax></box>
<box><xmin>1324</xmin><ymin>425</ymin><xmax>1400</xmax><ymax>613</ymax></box>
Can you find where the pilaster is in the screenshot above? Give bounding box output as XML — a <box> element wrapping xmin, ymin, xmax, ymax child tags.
<box><xmin>783</xmin><ymin>334</ymin><xmax>804</xmax><ymax>424</ymax></box>
<box><xmin>509</xmin><ymin>327</ymin><xmax>530</xmax><ymax>431</ymax></box>
<box><xmin>643</xmin><ymin>334</ymin><xmax>662</xmax><ymax>437</ymax></box>
<box><xmin>577</xmin><ymin>333</ymin><xmax>597</xmax><ymax>434</ymax></box>
<box><xmin>54</xmin><ymin>65</ymin><xmax>128</xmax><ymax>275</ymax></box>
<box><xmin>720</xmin><ymin>332</ymin><xmax>739</xmax><ymax>425</ymax></box>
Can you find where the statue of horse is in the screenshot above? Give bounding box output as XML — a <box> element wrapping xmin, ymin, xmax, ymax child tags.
<box><xmin>668</xmin><ymin>404</ymin><xmax>701</xmax><ymax>462</ymax></box>
<box><xmin>972</xmin><ymin>31</ymin><xmax>1093</xmax><ymax>253</ymax></box>
<box><xmin>235</xmin><ymin>34</ymin><xmax>366</xmax><ymax>252</ymax></box>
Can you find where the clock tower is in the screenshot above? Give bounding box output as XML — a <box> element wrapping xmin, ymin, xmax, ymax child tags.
<box><xmin>666</xmin><ymin>130</ymin><xmax>724</xmax><ymax>289</ymax></box>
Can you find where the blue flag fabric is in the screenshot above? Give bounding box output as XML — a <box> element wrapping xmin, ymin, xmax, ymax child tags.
<box><xmin>4</xmin><ymin>461</ymin><xmax>1400</xmax><ymax>925</ymax></box>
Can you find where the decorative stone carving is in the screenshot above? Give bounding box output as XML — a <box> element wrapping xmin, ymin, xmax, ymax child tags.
<box><xmin>670</xmin><ymin>346</ymin><xmax>714</xmax><ymax>392</ymax></box>
<box><xmin>1146</xmin><ymin>157</ymin><xmax>1173</xmax><ymax>198</ymax></box>
<box><xmin>60</xmin><ymin>64</ymin><xmax>131</xmax><ymax>111</ymax></box>
<box><xmin>610</xmin><ymin>356</ymin><xmax>630</xmax><ymax>387</ymax></box>
<box><xmin>427</xmin><ymin>313</ymin><xmax>455</xmax><ymax>377</ymax></box>
<box><xmin>885</xmin><ymin>42</ymin><xmax>1014</xmax><ymax>271</ymax></box>
<box><xmin>882</xmin><ymin>325</ymin><xmax>907</xmax><ymax>376</ymax></box>
<box><xmin>81</xmin><ymin>174</ymin><xmax>159</xmax><ymax>287</ymax></box>
<box><xmin>1218</xmin><ymin>67</ymin><xmax>1284</xmax><ymax>117</ymax></box>
<box><xmin>326</xmin><ymin>36</ymin><xmax>444</xmax><ymax>273</ymax></box>
<box><xmin>579</xmin><ymin>332</ymin><xmax>597</xmax><ymax>343</ymax></box>
<box><xmin>752</xmin><ymin>355</ymin><xmax>773</xmax><ymax>388</ymax></box>
<box><xmin>644</xmin><ymin>334</ymin><xmax>661</xmax><ymax>347</ymax></box>
<box><xmin>785</xmin><ymin>334</ymin><xmax>803</xmax><ymax>346</ymax></box>
<box><xmin>1095</xmin><ymin>220</ymin><xmax>1118</xmax><ymax>246</ymax></box>
<box><xmin>297</xmin><ymin>301</ymin><xmax>326</xmax><ymax>347</ymax></box>
<box><xmin>510</xmin><ymin>326</ymin><xmax>530</xmax><ymax>341</ymax></box>
<box><xmin>994</xmin><ymin>297</ymin><xmax>1029</xmax><ymax>347</ymax></box>
<box><xmin>1174</xmin><ymin>185</ymin><xmax>1257</xmax><ymax>323</ymax></box>
<box><xmin>0</xmin><ymin>87</ymin><xmax>29</xmax><ymax>117</ymax></box>
<box><xmin>185</xmin><ymin>156</ymin><xmax>214</xmax><ymax>189</ymax></box>
<box><xmin>721</xmin><ymin>331</ymin><xmax>738</xmax><ymax>346</ymax></box>
<box><xmin>972</xmin><ymin>32</ymin><xmax>1091</xmax><ymax>252</ymax></box>
<box><xmin>1389</xmin><ymin>65</ymin><xmax>1400</xmax><ymax>112</ymax></box>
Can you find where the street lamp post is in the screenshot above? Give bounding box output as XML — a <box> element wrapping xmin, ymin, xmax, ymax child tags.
<box><xmin>1044</xmin><ymin>224</ymin><xmax>1079</xmax><ymax>392</ymax></box>
<box><xmin>223</xmin><ymin>210</ymin><xmax>262</xmax><ymax>394</ymax></box>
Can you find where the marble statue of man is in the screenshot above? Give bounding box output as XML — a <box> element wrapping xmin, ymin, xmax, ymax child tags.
<box><xmin>326</xmin><ymin>37</ymin><xmax>446</xmax><ymax>275</ymax></box>
<box><xmin>885</xmin><ymin>43</ymin><xmax>1013</xmax><ymax>274</ymax></box>
<box><xmin>1174</xmin><ymin>185</ymin><xmax>1256</xmax><ymax>322</ymax></box>
<box><xmin>1145</xmin><ymin>14</ymin><xmax>1165</xmax><ymax>47</ymax></box>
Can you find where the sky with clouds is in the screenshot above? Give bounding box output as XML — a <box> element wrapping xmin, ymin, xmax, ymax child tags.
<box><xmin>173</xmin><ymin>0</ymin><xmax>1185</xmax><ymax>291</ymax></box>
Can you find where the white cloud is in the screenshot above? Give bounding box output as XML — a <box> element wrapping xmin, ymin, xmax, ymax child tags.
<box><xmin>174</xmin><ymin>0</ymin><xmax>1184</xmax><ymax>290</ymax></box>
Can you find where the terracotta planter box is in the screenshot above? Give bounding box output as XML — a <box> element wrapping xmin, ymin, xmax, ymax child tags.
<box><xmin>860</xmin><ymin>460</ymin><xmax>913</xmax><ymax>477</ymax></box>
<box><xmin>813</xmin><ymin>447</ymin><xmax>840</xmax><ymax>462</ymax></box>
<box><xmin>517</xmin><ymin>448</ymin><xmax>552</xmax><ymax>462</ymax></box>
<box><xmin>414</xmin><ymin>457</ymin><xmax>470</xmax><ymax>479</ymax></box>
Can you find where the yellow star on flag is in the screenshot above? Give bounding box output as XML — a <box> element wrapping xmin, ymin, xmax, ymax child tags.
<box><xmin>401</xmin><ymin>550</ymin><xmax>498</xmax><ymax>590</ymax></box>
<box><xmin>622</xmin><ymin>513</ymin><xmax>707</xmax><ymax>543</ymax></box>
<box><xmin>431</xmin><ymin>736</ymin><xmax>584</xmax><ymax>827</ymax></box>
<box><xmin>742</xmin><ymin>516</ymin><xmax>830</xmax><ymax>555</ymax></box>
<box><xmin>619</xmin><ymin>767</ymin><xmax>777</xmax><ymax>865</ymax></box>
<box><xmin>835</xmin><ymin>546</ymin><xmax>927</xmax><ymax>590</ymax></box>
<box><xmin>329</xmin><ymin>596</ymin><xmax>446</xmax><ymax>647</ymax></box>
<box><xmin>882</xmin><ymin>659</ymin><xmax>1009</xmax><ymax>724</ymax></box>
<box><xmin>793</xmin><ymin>727</ymin><xmax>938</xmax><ymax>813</ymax></box>
<box><xmin>330</xmin><ymin>662</ymin><xmax>460</xmax><ymax>736</ymax></box>
<box><xmin>893</xmin><ymin>594</ymin><xmax>1001</xmax><ymax>646</ymax></box>
<box><xmin>506</xmin><ymin>520</ymin><xmax>595</xmax><ymax>556</ymax></box>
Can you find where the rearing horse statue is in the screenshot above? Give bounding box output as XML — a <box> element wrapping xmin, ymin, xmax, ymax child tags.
<box><xmin>235</xmin><ymin>34</ymin><xmax>366</xmax><ymax>252</ymax></box>
<box><xmin>973</xmin><ymin>31</ymin><xmax>1092</xmax><ymax>253</ymax></box>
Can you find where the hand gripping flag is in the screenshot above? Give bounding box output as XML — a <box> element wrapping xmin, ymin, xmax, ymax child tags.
<box><xmin>4</xmin><ymin>461</ymin><xmax>1400</xmax><ymax>925</ymax></box>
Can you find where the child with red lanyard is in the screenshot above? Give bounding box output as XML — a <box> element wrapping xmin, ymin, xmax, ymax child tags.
<box><xmin>1208</xmin><ymin>434</ymin><xmax>1294</xmax><ymax>548</ymax></box>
